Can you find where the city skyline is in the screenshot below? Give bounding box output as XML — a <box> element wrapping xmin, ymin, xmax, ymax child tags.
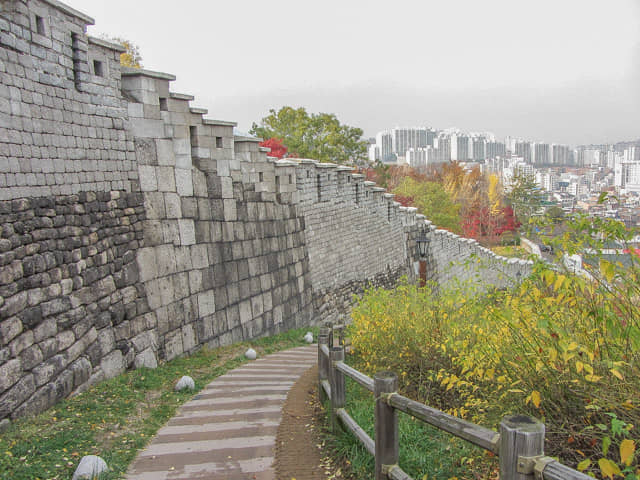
<box><xmin>63</xmin><ymin>0</ymin><xmax>640</xmax><ymax>146</ymax></box>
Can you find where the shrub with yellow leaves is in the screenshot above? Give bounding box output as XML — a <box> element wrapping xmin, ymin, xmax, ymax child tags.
<box><xmin>350</xmin><ymin>260</ymin><xmax>639</xmax><ymax>478</ymax></box>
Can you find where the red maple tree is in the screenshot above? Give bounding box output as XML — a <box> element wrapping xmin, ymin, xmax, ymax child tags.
<box><xmin>462</xmin><ymin>205</ymin><xmax>520</xmax><ymax>242</ymax></box>
<box><xmin>259</xmin><ymin>138</ymin><xmax>287</xmax><ymax>159</ymax></box>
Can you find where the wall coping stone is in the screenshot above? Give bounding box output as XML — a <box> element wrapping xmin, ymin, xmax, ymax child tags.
<box><xmin>88</xmin><ymin>36</ymin><xmax>126</xmax><ymax>52</ymax></box>
<box><xmin>189</xmin><ymin>107</ymin><xmax>208</xmax><ymax>115</ymax></box>
<box><xmin>275</xmin><ymin>160</ymin><xmax>298</xmax><ymax>166</ymax></box>
<box><xmin>336</xmin><ymin>166</ymin><xmax>353</xmax><ymax>172</ymax></box>
<box><xmin>170</xmin><ymin>92</ymin><xmax>195</xmax><ymax>101</ymax></box>
<box><xmin>121</xmin><ymin>67</ymin><xmax>176</xmax><ymax>81</ymax></box>
<box><xmin>41</xmin><ymin>0</ymin><xmax>95</xmax><ymax>24</ymax></box>
<box><xmin>203</xmin><ymin>119</ymin><xmax>237</xmax><ymax>127</ymax></box>
<box><xmin>364</xmin><ymin>181</ymin><xmax>376</xmax><ymax>186</ymax></box>
<box><xmin>315</xmin><ymin>163</ymin><xmax>338</xmax><ymax>169</ymax></box>
<box><xmin>234</xmin><ymin>135</ymin><xmax>262</xmax><ymax>143</ymax></box>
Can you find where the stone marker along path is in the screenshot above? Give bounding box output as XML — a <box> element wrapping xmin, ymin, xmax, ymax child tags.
<box><xmin>126</xmin><ymin>345</ymin><xmax>317</xmax><ymax>480</ymax></box>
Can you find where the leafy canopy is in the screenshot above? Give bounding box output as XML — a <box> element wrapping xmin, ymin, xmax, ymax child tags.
<box><xmin>249</xmin><ymin>106</ymin><xmax>368</xmax><ymax>165</ymax></box>
<box><xmin>101</xmin><ymin>36</ymin><xmax>143</xmax><ymax>68</ymax></box>
<box><xmin>393</xmin><ymin>177</ymin><xmax>461</xmax><ymax>233</ymax></box>
<box><xmin>506</xmin><ymin>171</ymin><xmax>545</xmax><ymax>231</ymax></box>
<box><xmin>259</xmin><ymin>138</ymin><xmax>287</xmax><ymax>159</ymax></box>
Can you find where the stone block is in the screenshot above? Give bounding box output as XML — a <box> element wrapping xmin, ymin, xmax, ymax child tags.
<box><xmin>100</xmin><ymin>349</ymin><xmax>125</xmax><ymax>380</ymax></box>
<box><xmin>164</xmin><ymin>193</ymin><xmax>182</xmax><ymax>218</ymax></box>
<box><xmin>98</xmin><ymin>328</ymin><xmax>116</xmax><ymax>356</ymax></box>
<box><xmin>178</xmin><ymin>219</ymin><xmax>196</xmax><ymax>246</ymax></box>
<box><xmin>182</xmin><ymin>324</ymin><xmax>196</xmax><ymax>352</ymax></box>
<box><xmin>131</xmin><ymin>330</ymin><xmax>157</xmax><ymax>353</ymax></box>
<box><xmin>197</xmin><ymin>289</ymin><xmax>215</xmax><ymax>317</ymax></box>
<box><xmin>188</xmin><ymin>269</ymin><xmax>202</xmax><ymax>294</ymax></box>
<box><xmin>32</xmin><ymin>361</ymin><xmax>55</xmax><ymax>387</ymax></box>
<box><xmin>128</xmin><ymin>118</ymin><xmax>165</xmax><ymax>138</ymax></box>
<box><xmin>33</xmin><ymin>318</ymin><xmax>58</xmax><ymax>342</ymax></box>
<box><xmin>20</xmin><ymin>344</ymin><xmax>43</xmax><ymax>370</ymax></box>
<box><xmin>162</xmin><ymin>221</ymin><xmax>180</xmax><ymax>245</ymax></box>
<box><xmin>138</xmin><ymin>165</ymin><xmax>157</xmax><ymax>192</ymax></box>
<box><xmin>134</xmin><ymin>348</ymin><xmax>157</xmax><ymax>369</ymax></box>
<box><xmin>10</xmin><ymin>330</ymin><xmax>34</xmax><ymax>357</ymax></box>
<box><xmin>156</xmin><ymin>166</ymin><xmax>176</xmax><ymax>192</ymax></box>
<box><xmin>251</xmin><ymin>295</ymin><xmax>264</xmax><ymax>317</ymax></box>
<box><xmin>223</xmin><ymin>199</ymin><xmax>237</xmax><ymax>221</ymax></box>
<box><xmin>0</xmin><ymin>358</ymin><xmax>21</xmax><ymax>394</ymax></box>
<box><xmin>155</xmin><ymin>244</ymin><xmax>177</xmax><ymax>277</ymax></box>
<box><xmin>0</xmin><ymin>317</ymin><xmax>23</xmax><ymax>345</ymax></box>
<box><xmin>174</xmin><ymin>247</ymin><xmax>193</xmax><ymax>272</ymax></box>
<box><xmin>145</xmin><ymin>276</ymin><xmax>174</xmax><ymax>310</ymax></box>
<box><xmin>0</xmin><ymin>374</ymin><xmax>35</xmax><ymax>419</ymax></box>
<box><xmin>155</xmin><ymin>139</ymin><xmax>175</xmax><ymax>166</ymax></box>
<box><xmin>143</xmin><ymin>192</ymin><xmax>165</xmax><ymax>220</ymax></box>
<box><xmin>190</xmin><ymin>244</ymin><xmax>209</xmax><ymax>269</ymax></box>
<box><xmin>175</xmin><ymin>168</ymin><xmax>193</xmax><ymax>197</ymax></box>
<box><xmin>164</xmin><ymin>330</ymin><xmax>183</xmax><ymax>361</ymax></box>
<box><xmin>239</xmin><ymin>299</ymin><xmax>252</xmax><ymax>325</ymax></box>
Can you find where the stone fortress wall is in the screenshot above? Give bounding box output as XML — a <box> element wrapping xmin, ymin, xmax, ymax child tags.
<box><xmin>0</xmin><ymin>0</ymin><xmax>532</xmax><ymax>422</ymax></box>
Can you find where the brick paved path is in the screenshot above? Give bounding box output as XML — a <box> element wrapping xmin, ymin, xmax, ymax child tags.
<box><xmin>126</xmin><ymin>345</ymin><xmax>317</xmax><ymax>480</ymax></box>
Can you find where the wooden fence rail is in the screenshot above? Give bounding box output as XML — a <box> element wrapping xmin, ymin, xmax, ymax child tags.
<box><xmin>318</xmin><ymin>325</ymin><xmax>591</xmax><ymax>480</ymax></box>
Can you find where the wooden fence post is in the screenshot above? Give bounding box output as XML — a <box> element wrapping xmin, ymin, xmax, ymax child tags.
<box><xmin>499</xmin><ymin>414</ymin><xmax>545</xmax><ymax>480</ymax></box>
<box><xmin>329</xmin><ymin>346</ymin><xmax>345</xmax><ymax>432</ymax></box>
<box><xmin>374</xmin><ymin>371</ymin><xmax>398</xmax><ymax>480</ymax></box>
<box><xmin>318</xmin><ymin>329</ymin><xmax>329</xmax><ymax>403</ymax></box>
<box><xmin>327</xmin><ymin>322</ymin><xmax>334</xmax><ymax>347</ymax></box>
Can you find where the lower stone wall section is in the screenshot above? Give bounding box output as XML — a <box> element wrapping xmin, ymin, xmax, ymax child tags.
<box><xmin>0</xmin><ymin>192</ymin><xmax>155</xmax><ymax>420</ymax></box>
<box><xmin>426</xmin><ymin>228</ymin><xmax>533</xmax><ymax>293</ymax></box>
<box><xmin>312</xmin><ymin>264</ymin><xmax>409</xmax><ymax>326</ymax></box>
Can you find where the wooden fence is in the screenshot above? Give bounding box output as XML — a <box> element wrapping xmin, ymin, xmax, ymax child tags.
<box><xmin>318</xmin><ymin>325</ymin><xmax>591</xmax><ymax>480</ymax></box>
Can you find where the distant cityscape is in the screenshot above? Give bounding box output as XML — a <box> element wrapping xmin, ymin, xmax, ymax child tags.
<box><xmin>368</xmin><ymin>126</ymin><xmax>640</xmax><ymax>225</ymax></box>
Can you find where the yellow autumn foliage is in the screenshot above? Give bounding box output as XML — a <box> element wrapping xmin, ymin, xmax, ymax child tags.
<box><xmin>349</xmin><ymin>268</ymin><xmax>640</xmax><ymax>478</ymax></box>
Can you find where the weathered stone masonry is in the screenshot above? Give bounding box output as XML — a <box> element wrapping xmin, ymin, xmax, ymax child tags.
<box><xmin>0</xmin><ymin>0</ymin><xmax>532</xmax><ymax>422</ymax></box>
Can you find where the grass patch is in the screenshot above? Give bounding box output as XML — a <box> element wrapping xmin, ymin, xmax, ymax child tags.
<box><xmin>327</xmin><ymin>370</ymin><xmax>496</xmax><ymax>479</ymax></box>
<box><xmin>0</xmin><ymin>326</ymin><xmax>317</xmax><ymax>480</ymax></box>
<box><xmin>490</xmin><ymin>245</ymin><xmax>530</xmax><ymax>259</ymax></box>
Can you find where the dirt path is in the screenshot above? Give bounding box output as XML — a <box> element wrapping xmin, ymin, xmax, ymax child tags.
<box><xmin>275</xmin><ymin>365</ymin><xmax>349</xmax><ymax>480</ymax></box>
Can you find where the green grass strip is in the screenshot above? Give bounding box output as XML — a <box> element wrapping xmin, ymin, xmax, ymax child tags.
<box><xmin>0</xmin><ymin>326</ymin><xmax>317</xmax><ymax>480</ymax></box>
<box><xmin>327</xmin><ymin>373</ymin><xmax>495</xmax><ymax>479</ymax></box>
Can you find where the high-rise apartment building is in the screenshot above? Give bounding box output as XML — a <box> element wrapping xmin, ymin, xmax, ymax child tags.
<box><xmin>533</xmin><ymin>143</ymin><xmax>551</xmax><ymax>165</ymax></box>
<box><xmin>375</xmin><ymin>131</ymin><xmax>394</xmax><ymax>163</ymax></box>
<box><xmin>472</xmin><ymin>137</ymin><xmax>486</xmax><ymax>161</ymax></box>
<box><xmin>451</xmin><ymin>134</ymin><xmax>471</xmax><ymax>161</ymax></box>
<box><xmin>435</xmin><ymin>134</ymin><xmax>451</xmax><ymax>163</ymax></box>
<box><xmin>392</xmin><ymin>128</ymin><xmax>428</xmax><ymax>156</ymax></box>
<box><xmin>552</xmin><ymin>145</ymin><xmax>571</xmax><ymax>165</ymax></box>
<box><xmin>486</xmin><ymin>141</ymin><xmax>506</xmax><ymax>159</ymax></box>
<box><xmin>515</xmin><ymin>141</ymin><xmax>532</xmax><ymax>163</ymax></box>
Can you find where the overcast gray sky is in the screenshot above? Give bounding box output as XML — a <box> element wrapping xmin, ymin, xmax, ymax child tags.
<box><xmin>66</xmin><ymin>0</ymin><xmax>639</xmax><ymax>146</ymax></box>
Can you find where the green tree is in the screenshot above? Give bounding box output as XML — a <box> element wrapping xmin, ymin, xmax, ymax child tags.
<box><xmin>506</xmin><ymin>171</ymin><xmax>544</xmax><ymax>232</ymax></box>
<box><xmin>249</xmin><ymin>106</ymin><xmax>368</xmax><ymax>164</ymax></box>
<box><xmin>393</xmin><ymin>177</ymin><xmax>461</xmax><ymax>233</ymax></box>
<box><xmin>545</xmin><ymin>205</ymin><xmax>565</xmax><ymax>223</ymax></box>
